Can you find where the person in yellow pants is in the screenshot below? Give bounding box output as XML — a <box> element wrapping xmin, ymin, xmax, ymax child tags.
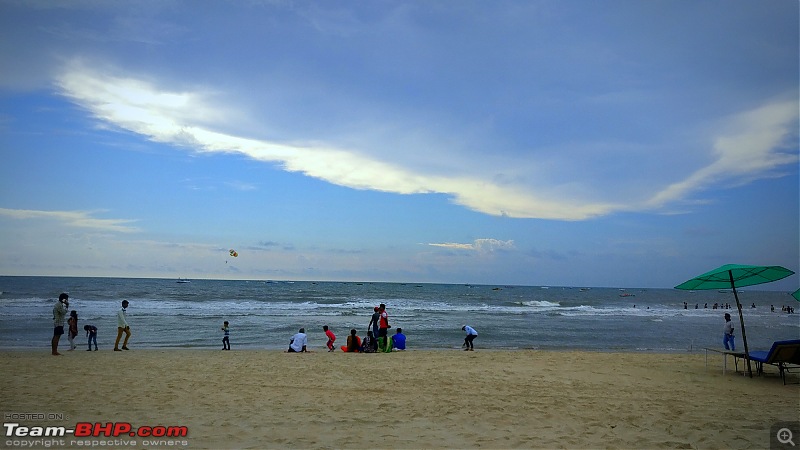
<box><xmin>114</xmin><ymin>300</ymin><xmax>131</xmax><ymax>351</ymax></box>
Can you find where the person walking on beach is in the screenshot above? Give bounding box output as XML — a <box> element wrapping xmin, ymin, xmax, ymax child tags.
<box><xmin>51</xmin><ymin>293</ymin><xmax>69</xmax><ymax>356</ymax></box>
<box><xmin>221</xmin><ymin>321</ymin><xmax>231</xmax><ymax>350</ymax></box>
<box><xmin>323</xmin><ymin>325</ymin><xmax>336</xmax><ymax>352</ymax></box>
<box><xmin>462</xmin><ymin>325</ymin><xmax>478</xmax><ymax>351</ymax></box>
<box><xmin>288</xmin><ymin>328</ymin><xmax>308</xmax><ymax>352</ymax></box>
<box><xmin>84</xmin><ymin>324</ymin><xmax>98</xmax><ymax>351</ymax></box>
<box><xmin>67</xmin><ymin>310</ymin><xmax>78</xmax><ymax>351</ymax></box>
<box><xmin>114</xmin><ymin>300</ymin><xmax>131</xmax><ymax>351</ymax></box>
<box><xmin>723</xmin><ymin>313</ymin><xmax>735</xmax><ymax>351</ymax></box>
<box><xmin>391</xmin><ymin>327</ymin><xmax>406</xmax><ymax>351</ymax></box>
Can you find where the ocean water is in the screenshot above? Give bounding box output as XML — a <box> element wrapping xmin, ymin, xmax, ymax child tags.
<box><xmin>1</xmin><ymin>276</ymin><xmax>797</xmax><ymax>352</ymax></box>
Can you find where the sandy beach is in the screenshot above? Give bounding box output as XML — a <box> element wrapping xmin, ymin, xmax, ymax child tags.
<box><xmin>2</xmin><ymin>349</ymin><xmax>798</xmax><ymax>449</ymax></box>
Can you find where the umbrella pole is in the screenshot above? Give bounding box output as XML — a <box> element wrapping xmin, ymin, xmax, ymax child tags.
<box><xmin>729</xmin><ymin>271</ymin><xmax>752</xmax><ymax>378</ymax></box>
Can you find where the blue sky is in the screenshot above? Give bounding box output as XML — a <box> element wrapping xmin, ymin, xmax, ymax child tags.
<box><xmin>1</xmin><ymin>0</ymin><xmax>798</xmax><ymax>289</ymax></box>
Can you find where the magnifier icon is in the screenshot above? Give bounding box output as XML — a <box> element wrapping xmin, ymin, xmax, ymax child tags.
<box><xmin>777</xmin><ymin>428</ymin><xmax>795</xmax><ymax>446</ymax></box>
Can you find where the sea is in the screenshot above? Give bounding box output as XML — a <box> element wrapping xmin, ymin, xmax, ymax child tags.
<box><xmin>1</xmin><ymin>276</ymin><xmax>798</xmax><ymax>353</ymax></box>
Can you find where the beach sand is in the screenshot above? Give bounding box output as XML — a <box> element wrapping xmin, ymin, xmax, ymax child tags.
<box><xmin>2</xmin><ymin>349</ymin><xmax>798</xmax><ymax>449</ymax></box>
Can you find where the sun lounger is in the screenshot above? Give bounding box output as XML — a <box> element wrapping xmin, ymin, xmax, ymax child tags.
<box><xmin>703</xmin><ymin>347</ymin><xmax>745</xmax><ymax>375</ymax></box>
<box><xmin>746</xmin><ymin>339</ymin><xmax>800</xmax><ymax>385</ymax></box>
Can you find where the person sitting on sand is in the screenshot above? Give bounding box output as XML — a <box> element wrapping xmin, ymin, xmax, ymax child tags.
<box><xmin>361</xmin><ymin>330</ymin><xmax>377</xmax><ymax>353</ymax></box>
<box><xmin>342</xmin><ymin>329</ymin><xmax>361</xmax><ymax>352</ymax></box>
<box><xmin>462</xmin><ymin>325</ymin><xmax>478</xmax><ymax>351</ymax></box>
<box><xmin>391</xmin><ymin>327</ymin><xmax>406</xmax><ymax>351</ymax></box>
<box><xmin>288</xmin><ymin>328</ymin><xmax>308</xmax><ymax>353</ymax></box>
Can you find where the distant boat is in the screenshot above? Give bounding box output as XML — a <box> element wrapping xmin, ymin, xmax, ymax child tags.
<box><xmin>619</xmin><ymin>293</ymin><xmax>635</xmax><ymax>297</ymax></box>
<box><xmin>176</xmin><ymin>278</ymin><xmax>191</xmax><ymax>284</ymax></box>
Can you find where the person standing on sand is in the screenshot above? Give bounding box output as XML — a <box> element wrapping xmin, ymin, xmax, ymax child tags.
<box><xmin>288</xmin><ymin>328</ymin><xmax>308</xmax><ymax>352</ymax></box>
<box><xmin>368</xmin><ymin>306</ymin><xmax>380</xmax><ymax>339</ymax></box>
<box><xmin>723</xmin><ymin>313</ymin><xmax>735</xmax><ymax>351</ymax></box>
<box><xmin>84</xmin><ymin>324</ymin><xmax>98</xmax><ymax>351</ymax></box>
<box><xmin>378</xmin><ymin>304</ymin><xmax>390</xmax><ymax>352</ymax></box>
<box><xmin>114</xmin><ymin>300</ymin><xmax>131</xmax><ymax>351</ymax></box>
<box><xmin>221</xmin><ymin>321</ymin><xmax>231</xmax><ymax>350</ymax></box>
<box><xmin>462</xmin><ymin>325</ymin><xmax>478</xmax><ymax>351</ymax></box>
<box><xmin>67</xmin><ymin>310</ymin><xmax>78</xmax><ymax>351</ymax></box>
<box><xmin>51</xmin><ymin>293</ymin><xmax>69</xmax><ymax>356</ymax></box>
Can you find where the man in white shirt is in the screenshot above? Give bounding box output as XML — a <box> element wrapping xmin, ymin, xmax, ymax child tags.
<box><xmin>462</xmin><ymin>325</ymin><xmax>478</xmax><ymax>351</ymax></box>
<box><xmin>114</xmin><ymin>300</ymin><xmax>131</xmax><ymax>351</ymax></box>
<box><xmin>288</xmin><ymin>328</ymin><xmax>308</xmax><ymax>352</ymax></box>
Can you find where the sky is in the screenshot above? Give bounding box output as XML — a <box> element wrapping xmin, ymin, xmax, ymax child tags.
<box><xmin>0</xmin><ymin>0</ymin><xmax>798</xmax><ymax>289</ymax></box>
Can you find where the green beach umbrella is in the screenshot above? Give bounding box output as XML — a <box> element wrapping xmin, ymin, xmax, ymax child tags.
<box><xmin>675</xmin><ymin>264</ymin><xmax>795</xmax><ymax>378</ymax></box>
<box><xmin>792</xmin><ymin>289</ymin><xmax>800</xmax><ymax>302</ymax></box>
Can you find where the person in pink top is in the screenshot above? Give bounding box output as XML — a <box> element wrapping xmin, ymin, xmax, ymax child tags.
<box><xmin>323</xmin><ymin>325</ymin><xmax>336</xmax><ymax>352</ymax></box>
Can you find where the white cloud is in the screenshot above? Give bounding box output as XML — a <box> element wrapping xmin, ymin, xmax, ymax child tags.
<box><xmin>429</xmin><ymin>239</ymin><xmax>515</xmax><ymax>253</ymax></box>
<box><xmin>55</xmin><ymin>63</ymin><xmax>798</xmax><ymax>221</ymax></box>
<box><xmin>0</xmin><ymin>208</ymin><xmax>138</xmax><ymax>232</ymax></box>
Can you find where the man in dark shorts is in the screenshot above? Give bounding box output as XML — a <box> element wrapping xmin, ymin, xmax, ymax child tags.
<box><xmin>51</xmin><ymin>293</ymin><xmax>68</xmax><ymax>356</ymax></box>
<box><xmin>368</xmin><ymin>306</ymin><xmax>380</xmax><ymax>351</ymax></box>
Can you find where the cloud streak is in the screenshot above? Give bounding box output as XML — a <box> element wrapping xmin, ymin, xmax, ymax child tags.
<box><xmin>429</xmin><ymin>239</ymin><xmax>515</xmax><ymax>253</ymax></box>
<box><xmin>0</xmin><ymin>208</ymin><xmax>138</xmax><ymax>232</ymax></box>
<box><xmin>647</xmin><ymin>99</ymin><xmax>799</xmax><ymax>208</ymax></box>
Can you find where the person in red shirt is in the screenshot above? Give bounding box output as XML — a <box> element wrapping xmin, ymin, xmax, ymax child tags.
<box><xmin>378</xmin><ymin>304</ymin><xmax>390</xmax><ymax>352</ymax></box>
<box><xmin>323</xmin><ymin>325</ymin><xmax>336</xmax><ymax>352</ymax></box>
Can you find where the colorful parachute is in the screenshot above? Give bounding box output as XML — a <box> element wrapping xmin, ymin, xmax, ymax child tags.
<box><xmin>229</xmin><ymin>249</ymin><xmax>238</xmax><ymax>257</ymax></box>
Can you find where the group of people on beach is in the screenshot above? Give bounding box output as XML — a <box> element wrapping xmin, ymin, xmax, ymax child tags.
<box><xmin>51</xmin><ymin>293</ymin><xmax>131</xmax><ymax>356</ymax></box>
<box><xmin>284</xmin><ymin>304</ymin><xmax>408</xmax><ymax>353</ymax></box>
<box><xmin>51</xmin><ymin>294</ymin><xmax>480</xmax><ymax>353</ymax></box>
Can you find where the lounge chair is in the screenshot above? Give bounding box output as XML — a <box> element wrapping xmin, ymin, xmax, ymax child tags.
<box><xmin>747</xmin><ymin>339</ymin><xmax>800</xmax><ymax>385</ymax></box>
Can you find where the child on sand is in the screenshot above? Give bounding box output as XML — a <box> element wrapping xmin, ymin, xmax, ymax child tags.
<box><xmin>323</xmin><ymin>325</ymin><xmax>336</xmax><ymax>352</ymax></box>
<box><xmin>84</xmin><ymin>324</ymin><xmax>98</xmax><ymax>351</ymax></box>
<box><xmin>67</xmin><ymin>310</ymin><xmax>78</xmax><ymax>351</ymax></box>
<box><xmin>221</xmin><ymin>321</ymin><xmax>231</xmax><ymax>350</ymax></box>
